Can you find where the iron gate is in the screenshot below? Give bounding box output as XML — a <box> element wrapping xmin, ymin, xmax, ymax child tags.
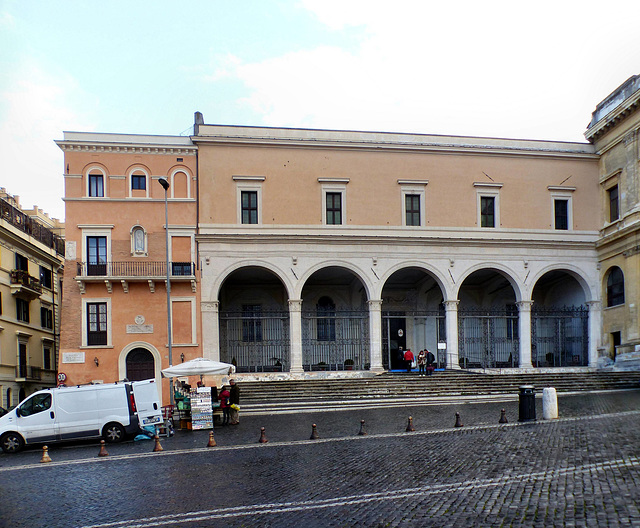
<box><xmin>302</xmin><ymin>310</ymin><xmax>369</xmax><ymax>371</ymax></box>
<box><xmin>531</xmin><ymin>306</ymin><xmax>589</xmax><ymax>367</ymax></box>
<box><xmin>458</xmin><ymin>307</ymin><xmax>519</xmax><ymax>368</ymax></box>
<box><xmin>382</xmin><ymin>311</ymin><xmax>446</xmax><ymax>369</ymax></box>
<box><xmin>219</xmin><ymin>310</ymin><xmax>290</xmax><ymax>372</ymax></box>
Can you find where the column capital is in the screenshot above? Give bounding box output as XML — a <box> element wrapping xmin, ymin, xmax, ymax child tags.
<box><xmin>201</xmin><ymin>301</ymin><xmax>219</xmax><ymax>312</ymax></box>
<box><xmin>288</xmin><ymin>299</ymin><xmax>303</xmax><ymax>311</ymax></box>
<box><xmin>516</xmin><ymin>300</ymin><xmax>534</xmax><ymax>311</ymax></box>
<box><xmin>368</xmin><ymin>299</ymin><xmax>383</xmax><ymax>309</ymax></box>
<box><xmin>443</xmin><ymin>300</ymin><xmax>459</xmax><ymax>310</ymax></box>
<box><xmin>586</xmin><ymin>300</ymin><xmax>602</xmax><ymax>310</ymax></box>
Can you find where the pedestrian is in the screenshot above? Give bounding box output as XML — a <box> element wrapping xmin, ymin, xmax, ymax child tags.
<box><xmin>417</xmin><ymin>350</ymin><xmax>426</xmax><ymax>376</ymax></box>
<box><xmin>219</xmin><ymin>385</ymin><xmax>231</xmax><ymax>425</ymax></box>
<box><xmin>426</xmin><ymin>349</ymin><xmax>436</xmax><ymax>375</ymax></box>
<box><xmin>404</xmin><ymin>348</ymin><xmax>415</xmax><ymax>373</ymax></box>
<box><xmin>397</xmin><ymin>346</ymin><xmax>405</xmax><ymax>370</ymax></box>
<box><xmin>229</xmin><ymin>378</ymin><xmax>240</xmax><ymax>425</ymax></box>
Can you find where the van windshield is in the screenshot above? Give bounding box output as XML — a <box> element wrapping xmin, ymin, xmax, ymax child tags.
<box><xmin>19</xmin><ymin>394</ymin><xmax>52</xmax><ymax>417</ymax></box>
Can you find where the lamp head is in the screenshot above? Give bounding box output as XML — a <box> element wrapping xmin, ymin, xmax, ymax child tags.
<box><xmin>158</xmin><ymin>178</ymin><xmax>170</xmax><ymax>191</ymax></box>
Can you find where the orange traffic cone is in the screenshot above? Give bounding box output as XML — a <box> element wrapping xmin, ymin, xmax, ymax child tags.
<box><xmin>207</xmin><ymin>431</ymin><xmax>217</xmax><ymax>447</ymax></box>
<box><xmin>40</xmin><ymin>445</ymin><xmax>52</xmax><ymax>463</ymax></box>
<box><xmin>98</xmin><ymin>440</ymin><xmax>109</xmax><ymax>457</ymax></box>
<box><xmin>258</xmin><ymin>427</ymin><xmax>268</xmax><ymax>443</ymax></box>
<box><xmin>153</xmin><ymin>434</ymin><xmax>163</xmax><ymax>452</ymax></box>
<box><xmin>406</xmin><ymin>416</ymin><xmax>415</xmax><ymax>432</ymax></box>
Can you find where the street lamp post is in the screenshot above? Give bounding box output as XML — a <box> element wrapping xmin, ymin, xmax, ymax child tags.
<box><xmin>158</xmin><ymin>177</ymin><xmax>173</xmax><ymax>406</ymax></box>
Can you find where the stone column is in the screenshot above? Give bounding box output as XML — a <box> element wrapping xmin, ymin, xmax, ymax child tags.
<box><xmin>368</xmin><ymin>299</ymin><xmax>384</xmax><ymax>372</ymax></box>
<box><xmin>201</xmin><ymin>301</ymin><xmax>220</xmax><ymax>361</ymax></box>
<box><xmin>288</xmin><ymin>299</ymin><xmax>304</xmax><ymax>374</ymax></box>
<box><xmin>444</xmin><ymin>300</ymin><xmax>460</xmax><ymax>369</ymax></box>
<box><xmin>516</xmin><ymin>300</ymin><xmax>534</xmax><ymax>369</ymax></box>
<box><xmin>587</xmin><ymin>300</ymin><xmax>602</xmax><ymax>368</ymax></box>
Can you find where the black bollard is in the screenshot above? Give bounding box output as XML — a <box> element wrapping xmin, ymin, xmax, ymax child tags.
<box><xmin>454</xmin><ymin>412</ymin><xmax>463</xmax><ymax>428</ymax></box>
<box><xmin>259</xmin><ymin>427</ymin><xmax>268</xmax><ymax>443</ymax></box>
<box><xmin>406</xmin><ymin>416</ymin><xmax>415</xmax><ymax>432</ymax></box>
<box><xmin>499</xmin><ymin>408</ymin><xmax>508</xmax><ymax>424</ymax></box>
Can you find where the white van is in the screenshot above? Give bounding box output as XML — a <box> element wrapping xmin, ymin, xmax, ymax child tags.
<box><xmin>0</xmin><ymin>379</ymin><xmax>163</xmax><ymax>453</ymax></box>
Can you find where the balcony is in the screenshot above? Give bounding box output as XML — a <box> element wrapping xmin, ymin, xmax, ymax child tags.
<box><xmin>15</xmin><ymin>365</ymin><xmax>42</xmax><ymax>381</ymax></box>
<box><xmin>75</xmin><ymin>261</ymin><xmax>197</xmax><ymax>294</ymax></box>
<box><xmin>10</xmin><ymin>269</ymin><xmax>43</xmax><ymax>300</ymax></box>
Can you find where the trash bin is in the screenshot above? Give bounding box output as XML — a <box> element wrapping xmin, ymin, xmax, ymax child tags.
<box><xmin>518</xmin><ymin>385</ymin><xmax>536</xmax><ymax>422</ymax></box>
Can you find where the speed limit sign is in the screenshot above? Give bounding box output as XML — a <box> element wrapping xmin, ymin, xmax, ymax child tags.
<box><xmin>57</xmin><ymin>372</ymin><xmax>67</xmax><ymax>383</ymax></box>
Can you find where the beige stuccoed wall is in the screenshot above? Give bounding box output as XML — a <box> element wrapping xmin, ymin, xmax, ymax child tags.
<box><xmin>197</xmin><ymin>141</ymin><xmax>599</xmax><ymax>230</ymax></box>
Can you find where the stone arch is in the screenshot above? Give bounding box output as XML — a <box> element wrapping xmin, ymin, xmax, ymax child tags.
<box><xmin>118</xmin><ymin>342</ymin><xmax>162</xmax><ymax>384</ymax></box>
<box><xmin>378</xmin><ymin>261</ymin><xmax>451</xmax><ymax>301</ymax></box>
<box><xmin>528</xmin><ymin>264</ymin><xmax>595</xmax><ymax>303</ymax></box>
<box><xmin>296</xmin><ymin>260</ymin><xmax>373</xmax><ymax>301</ymax></box>
<box><xmin>455</xmin><ymin>263</ymin><xmax>523</xmax><ymax>303</ymax></box>
<box><xmin>210</xmin><ymin>261</ymin><xmax>294</xmax><ymax>301</ymax></box>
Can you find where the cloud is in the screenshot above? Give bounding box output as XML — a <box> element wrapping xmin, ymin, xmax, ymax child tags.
<box><xmin>0</xmin><ymin>62</ymin><xmax>91</xmax><ymax>221</ymax></box>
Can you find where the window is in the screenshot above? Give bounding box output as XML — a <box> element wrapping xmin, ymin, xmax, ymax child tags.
<box><xmin>242</xmin><ymin>305</ymin><xmax>262</xmax><ymax>342</ymax></box>
<box><xmin>89</xmin><ymin>172</ymin><xmax>104</xmax><ymax>197</ymax></box>
<box><xmin>87</xmin><ymin>302</ymin><xmax>108</xmax><ymax>346</ymax></box>
<box><xmin>15</xmin><ymin>253</ymin><xmax>28</xmax><ymax>271</ymax></box>
<box><xmin>606</xmin><ymin>267</ymin><xmax>625</xmax><ymax>307</ymax></box>
<box><xmin>326</xmin><ymin>193</ymin><xmax>342</xmax><ymax>225</ymax></box>
<box><xmin>131</xmin><ymin>173</ymin><xmax>146</xmax><ymax>190</ymax></box>
<box><xmin>87</xmin><ymin>236</ymin><xmax>107</xmax><ymax>275</ymax></box>
<box><xmin>405</xmin><ymin>194</ymin><xmax>421</xmax><ymax>226</ymax></box>
<box><xmin>171</xmin><ymin>262</ymin><xmax>192</xmax><ymax>276</ymax></box>
<box><xmin>18</xmin><ymin>393</ymin><xmax>51</xmax><ymax>417</ymax></box>
<box><xmin>316</xmin><ymin>296</ymin><xmax>336</xmax><ymax>341</ymax></box>
<box><xmin>43</xmin><ymin>345</ymin><xmax>52</xmax><ymax>370</ymax></box>
<box><xmin>480</xmin><ymin>196</ymin><xmax>495</xmax><ymax>228</ymax></box>
<box><xmin>554</xmin><ymin>199</ymin><xmax>569</xmax><ymax>230</ymax></box>
<box><xmin>241</xmin><ymin>191</ymin><xmax>258</xmax><ymax>224</ymax></box>
<box><xmin>40</xmin><ymin>266</ymin><xmax>52</xmax><ymax>289</ymax></box>
<box><xmin>608</xmin><ymin>185</ymin><xmax>619</xmax><ymax>222</ymax></box>
<box><xmin>16</xmin><ymin>298</ymin><xmax>29</xmax><ymax>323</ymax></box>
<box><xmin>41</xmin><ymin>307</ymin><xmax>53</xmax><ymax>329</ymax></box>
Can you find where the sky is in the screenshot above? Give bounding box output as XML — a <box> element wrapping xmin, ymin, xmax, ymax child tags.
<box><xmin>1</xmin><ymin>0</ymin><xmax>639</xmax><ymax>222</ymax></box>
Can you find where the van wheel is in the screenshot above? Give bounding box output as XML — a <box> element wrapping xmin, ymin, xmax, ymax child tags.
<box><xmin>103</xmin><ymin>423</ymin><xmax>126</xmax><ymax>443</ymax></box>
<box><xmin>0</xmin><ymin>432</ymin><xmax>25</xmax><ymax>453</ymax></box>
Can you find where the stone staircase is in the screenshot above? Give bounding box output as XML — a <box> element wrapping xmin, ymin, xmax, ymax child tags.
<box><xmin>236</xmin><ymin>371</ymin><xmax>640</xmax><ymax>414</ymax></box>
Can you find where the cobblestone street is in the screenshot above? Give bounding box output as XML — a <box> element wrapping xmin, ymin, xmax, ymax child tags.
<box><xmin>1</xmin><ymin>390</ymin><xmax>639</xmax><ymax>527</ymax></box>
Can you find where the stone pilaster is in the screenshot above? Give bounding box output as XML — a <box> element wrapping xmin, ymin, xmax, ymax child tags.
<box><xmin>201</xmin><ymin>301</ymin><xmax>220</xmax><ymax>361</ymax></box>
<box><xmin>368</xmin><ymin>299</ymin><xmax>384</xmax><ymax>372</ymax></box>
<box><xmin>587</xmin><ymin>300</ymin><xmax>602</xmax><ymax>367</ymax></box>
<box><xmin>516</xmin><ymin>300</ymin><xmax>534</xmax><ymax>368</ymax></box>
<box><xmin>444</xmin><ymin>300</ymin><xmax>460</xmax><ymax>369</ymax></box>
<box><xmin>288</xmin><ymin>299</ymin><xmax>304</xmax><ymax>373</ymax></box>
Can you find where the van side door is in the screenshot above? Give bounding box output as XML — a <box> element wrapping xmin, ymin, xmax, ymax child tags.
<box><xmin>16</xmin><ymin>393</ymin><xmax>56</xmax><ymax>444</ymax></box>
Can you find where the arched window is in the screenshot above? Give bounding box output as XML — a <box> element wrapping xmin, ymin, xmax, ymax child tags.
<box><xmin>87</xmin><ymin>169</ymin><xmax>105</xmax><ymax>197</ymax></box>
<box><xmin>607</xmin><ymin>267</ymin><xmax>625</xmax><ymax>307</ymax></box>
<box><xmin>316</xmin><ymin>296</ymin><xmax>336</xmax><ymax>341</ymax></box>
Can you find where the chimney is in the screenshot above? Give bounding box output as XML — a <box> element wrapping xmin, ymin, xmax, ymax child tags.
<box><xmin>194</xmin><ymin>111</ymin><xmax>204</xmax><ymax>135</ymax></box>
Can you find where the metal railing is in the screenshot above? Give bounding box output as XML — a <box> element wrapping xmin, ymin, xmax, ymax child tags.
<box><xmin>76</xmin><ymin>261</ymin><xmax>195</xmax><ymax>278</ymax></box>
<box><xmin>0</xmin><ymin>197</ymin><xmax>65</xmax><ymax>256</ymax></box>
<box><xmin>15</xmin><ymin>365</ymin><xmax>42</xmax><ymax>380</ymax></box>
<box><xmin>10</xmin><ymin>269</ymin><xmax>43</xmax><ymax>294</ymax></box>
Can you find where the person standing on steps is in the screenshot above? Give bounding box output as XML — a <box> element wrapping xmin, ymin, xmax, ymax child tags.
<box><xmin>219</xmin><ymin>385</ymin><xmax>231</xmax><ymax>426</ymax></box>
<box><xmin>229</xmin><ymin>379</ymin><xmax>240</xmax><ymax>425</ymax></box>
<box><xmin>404</xmin><ymin>348</ymin><xmax>415</xmax><ymax>373</ymax></box>
<box><xmin>417</xmin><ymin>350</ymin><xmax>427</xmax><ymax>376</ymax></box>
<box><xmin>426</xmin><ymin>349</ymin><xmax>436</xmax><ymax>375</ymax></box>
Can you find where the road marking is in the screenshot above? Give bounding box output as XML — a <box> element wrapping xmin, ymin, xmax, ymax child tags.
<box><xmin>1</xmin><ymin>409</ymin><xmax>639</xmax><ymax>473</ymax></box>
<box><xmin>78</xmin><ymin>455</ymin><xmax>640</xmax><ymax>528</ymax></box>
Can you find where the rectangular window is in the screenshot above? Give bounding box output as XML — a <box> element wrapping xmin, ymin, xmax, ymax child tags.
<box><xmin>40</xmin><ymin>266</ymin><xmax>52</xmax><ymax>289</ymax></box>
<box><xmin>41</xmin><ymin>307</ymin><xmax>53</xmax><ymax>329</ymax></box>
<box><xmin>608</xmin><ymin>185</ymin><xmax>619</xmax><ymax>222</ymax></box>
<box><xmin>131</xmin><ymin>174</ymin><xmax>146</xmax><ymax>190</ymax></box>
<box><xmin>16</xmin><ymin>298</ymin><xmax>29</xmax><ymax>323</ymax></box>
<box><xmin>87</xmin><ymin>236</ymin><xmax>107</xmax><ymax>276</ymax></box>
<box><xmin>554</xmin><ymin>199</ymin><xmax>568</xmax><ymax>230</ymax></box>
<box><xmin>242</xmin><ymin>304</ymin><xmax>262</xmax><ymax>342</ymax></box>
<box><xmin>326</xmin><ymin>192</ymin><xmax>342</xmax><ymax>225</ymax></box>
<box><xmin>241</xmin><ymin>191</ymin><xmax>258</xmax><ymax>224</ymax></box>
<box><xmin>405</xmin><ymin>194</ymin><xmax>421</xmax><ymax>226</ymax></box>
<box><xmin>89</xmin><ymin>173</ymin><xmax>104</xmax><ymax>197</ymax></box>
<box><xmin>43</xmin><ymin>346</ymin><xmax>52</xmax><ymax>370</ymax></box>
<box><xmin>87</xmin><ymin>302</ymin><xmax>108</xmax><ymax>346</ymax></box>
<box><xmin>480</xmin><ymin>196</ymin><xmax>495</xmax><ymax>228</ymax></box>
<box><xmin>15</xmin><ymin>253</ymin><xmax>28</xmax><ymax>271</ymax></box>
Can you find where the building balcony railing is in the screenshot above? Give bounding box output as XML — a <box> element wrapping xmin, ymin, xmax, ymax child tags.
<box><xmin>10</xmin><ymin>269</ymin><xmax>43</xmax><ymax>299</ymax></box>
<box><xmin>1</xmin><ymin>197</ymin><xmax>65</xmax><ymax>257</ymax></box>
<box><xmin>75</xmin><ymin>261</ymin><xmax>197</xmax><ymax>294</ymax></box>
<box><xmin>15</xmin><ymin>365</ymin><xmax>42</xmax><ymax>381</ymax></box>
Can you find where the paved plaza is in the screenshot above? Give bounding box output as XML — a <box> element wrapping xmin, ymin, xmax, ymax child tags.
<box><xmin>1</xmin><ymin>390</ymin><xmax>640</xmax><ymax>527</ymax></box>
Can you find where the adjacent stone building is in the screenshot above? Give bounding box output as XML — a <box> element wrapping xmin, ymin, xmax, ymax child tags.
<box><xmin>585</xmin><ymin>74</ymin><xmax>640</xmax><ymax>362</ymax></box>
<box><xmin>0</xmin><ymin>189</ymin><xmax>64</xmax><ymax>408</ymax></box>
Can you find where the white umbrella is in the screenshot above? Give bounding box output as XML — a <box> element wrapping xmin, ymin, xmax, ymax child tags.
<box><xmin>161</xmin><ymin>357</ymin><xmax>235</xmax><ymax>378</ymax></box>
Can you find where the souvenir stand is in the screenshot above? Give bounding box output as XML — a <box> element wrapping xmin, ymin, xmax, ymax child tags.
<box><xmin>161</xmin><ymin>358</ymin><xmax>235</xmax><ymax>430</ymax></box>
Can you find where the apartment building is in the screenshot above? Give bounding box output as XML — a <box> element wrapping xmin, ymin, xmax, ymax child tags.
<box><xmin>585</xmin><ymin>74</ymin><xmax>640</xmax><ymax>360</ymax></box>
<box><xmin>0</xmin><ymin>190</ymin><xmax>64</xmax><ymax>408</ymax></box>
<box><xmin>56</xmin><ymin>133</ymin><xmax>200</xmax><ymax>403</ymax></box>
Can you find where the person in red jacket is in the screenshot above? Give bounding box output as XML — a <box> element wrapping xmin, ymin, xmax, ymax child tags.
<box><xmin>404</xmin><ymin>349</ymin><xmax>415</xmax><ymax>373</ymax></box>
<box><xmin>219</xmin><ymin>386</ymin><xmax>231</xmax><ymax>426</ymax></box>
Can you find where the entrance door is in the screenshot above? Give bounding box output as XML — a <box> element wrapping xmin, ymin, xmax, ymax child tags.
<box><xmin>126</xmin><ymin>348</ymin><xmax>155</xmax><ymax>381</ymax></box>
<box><xmin>387</xmin><ymin>318</ymin><xmax>406</xmax><ymax>370</ymax></box>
